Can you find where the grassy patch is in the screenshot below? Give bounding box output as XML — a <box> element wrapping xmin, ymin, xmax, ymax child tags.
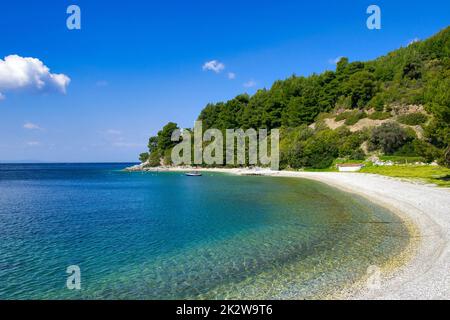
<box><xmin>315</xmin><ymin>112</ymin><xmax>334</xmax><ymax>121</ymax></box>
<box><xmin>397</xmin><ymin>113</ymin><xmax>428</xmax><ymax>126</ymax></box>
<box><xmin>379</xmin><ymin>155</ymin><xmax>426</xmax><ymax>163</ymax></box>
<box><xmin>368</xmin><ymin>111</ymin><xmax>391</xmax><ymax>120</ymax></box>
<box><xmin>335</xmin><ymin>110</ymin><xmax>367</xmax><ymax>125</ymax></box>
<box><xmin>360</xmin><ymin>165</ymin><xmax>450</xmax><ymax>187</ymax></box>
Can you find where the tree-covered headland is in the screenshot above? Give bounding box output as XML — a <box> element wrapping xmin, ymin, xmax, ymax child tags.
<box><xmin>140</xmin><ymin>27</ymin><xmax>450</xmax><ymax>170</ymax></box>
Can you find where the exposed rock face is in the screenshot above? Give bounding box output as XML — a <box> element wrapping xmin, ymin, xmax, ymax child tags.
<box><xmin>124</xmin><ymin>162</ymin><xmax>148</xmax><ymax>171</ymax></box>
<box><xmin>392</xmin><ymin>104</ymin><xmax>425</xmax><ymax>116</ymax></box>
<box><xmin>348</xmin><ymin>118</ymin><xmax>390</xmax><ymax>132</ymax></box>
<box><xmin>360</xmin><ymin>141</ymin><xmax>370</xmax><ymax>154</ymax></box>
<box><xmin>409</xmin><ymin>125</ymin><xmax>424</xmax><ymax>139</ymax></box>
<box><xmin>324</xmin><ymin>117</ymin><xmax>344</xmax><ymax>130</ymax></box>
<box><xmin>319</xmin><ymin>105</ymin><xmax>428</xmax><ymax>139</ymax></box>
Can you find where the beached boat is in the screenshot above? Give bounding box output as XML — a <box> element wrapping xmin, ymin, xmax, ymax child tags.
<box><xmin>185</xmin><ymin>172</ymin><xmax>202</xmax><ymax>176</ymax></box>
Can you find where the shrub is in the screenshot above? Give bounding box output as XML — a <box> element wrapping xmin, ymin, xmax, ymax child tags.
<box><xmin>335</xmin><ymin>111</ymin><xmax>353</xmax><ymax>122</ymax></box>
<box><xmin>336</xmin><ymin>96</ymin><xmax>352</xmax><ymax>109</ymax></box>
<box><xmin>163</xmin><ymin>149</ymin><xmax>173</xmax><ymax>166</ymax></box>
<box><xmin>139</xmin><ymin>152</ymin><xmax>149</xmax><ymax>163</ymax></box>
<box><xmin>368</xmin><ymin>94</ymin><xmax>386</xmax><ymax>111</ymax></box>
<box><xmin>280</xmin><ymin>125</ymin><xmax>315</xmax><ymax>168</ymax></box>
<box><xmin>368</xmin><ymin>111</ymin><xmax>391</xmax><ymax>120</ymax></box>
<box><xmin>350</xmin><ymin>148</ymin><xmax>366</xmax><ymax>160</ymax></box>
<box><xmin>315</xmin><ymin>112</ymin><xmax>333</xmax><ymax>121</ymax></box>
<box><xmin>338</xmin><ymin>131</ymin><xmax>366</xmax><ymax>157</ymax></box>
<box><xmin>335</xmin><ymin>110</ymin><xmax>367</xmax><ymax>125</ymax></box>
<box><xmin>344</xmin><ymin>111</ymin><xmax>367</xmax><ymax>125</ymax></box>
<box><xmin>302</xmin><ymin>130</ymin><xmax>340</xmax><ymax>168</ymax></box>
<box><xmin>147</xmin><ymin>151</ymin><xmax>161</xmax><ymax>167</ymax></box>
<box><xmin>286</xmin><ymin>143</ymin><xmax>307</xmax><ymax>169</ymax></box>
<box><xmin>400</xmin><ymin>139</ymin><xmax>442</xmax><ymax>163</ymax></box>
<box><xmin>394</xmin><ymin>142</ymin><xmax>417</xmax><ymax>157</ymax></box>
<box><xmin>402</xmin><ymin>62</ymin><xmax>422</xmax><ymax>80</ymax></box>
<box><xmin>397</xmin><ymin>113</ymin><xmax>428</xmax><ymax>126</ymax></box>
<box><xmin>442</xmin><ymin>147</ymin><xmax>450</xmax><ymax>168</ymax></box>
<box><xmin>369</xmin><ymin>122</ymin><xmax>412</xmax><ymax>154</ymax></box>
<box><xmin>281</xmin><ymin>128</ymin><xmax>342</xmax><ymax>169</ymax></box>
<box><xmin>346</xmin><ymin>71</ymin><xmax>377</xmax><ymax>108</ymax></box>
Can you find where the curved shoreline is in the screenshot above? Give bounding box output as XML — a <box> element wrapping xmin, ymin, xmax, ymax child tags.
<box><xmin>126</xmin><ymin>166</ymin><xmax>450</xmax><ymax>299</ymax></box>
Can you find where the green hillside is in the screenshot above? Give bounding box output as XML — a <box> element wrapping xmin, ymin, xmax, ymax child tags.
<box><xmin>141</xmin><ymin>26</ymin><xmax>450</xmax><ymax>170</ymax></box>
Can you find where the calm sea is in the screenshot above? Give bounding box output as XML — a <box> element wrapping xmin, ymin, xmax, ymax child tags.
<box><xmin>0</xmin><ymin>163</ymin><xmax>409</xmax><ymax>299</ymax></box>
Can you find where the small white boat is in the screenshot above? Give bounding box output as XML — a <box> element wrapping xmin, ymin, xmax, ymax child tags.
<box><xmin>185</xmin><ymin>172</ymin><xmax>202</xmax><ymax>176</ymax></box>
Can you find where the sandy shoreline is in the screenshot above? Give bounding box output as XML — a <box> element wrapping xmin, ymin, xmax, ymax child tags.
<box><xmin>125</xmin><ymin>165</ymin><xmax>450</xmax><ymax>299</ymax></box>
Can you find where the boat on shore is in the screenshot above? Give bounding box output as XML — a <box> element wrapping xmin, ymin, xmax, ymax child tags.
<box><xmin>185</xmin><ymin>172</ymin><xmax>202</xmax><ymax>176</ymax></box>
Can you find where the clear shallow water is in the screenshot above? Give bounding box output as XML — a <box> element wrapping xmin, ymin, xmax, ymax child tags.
<box><xmin>0</xmin><ymin>163</ymin><xmax>410</xmax><ymax>299</ymax></box>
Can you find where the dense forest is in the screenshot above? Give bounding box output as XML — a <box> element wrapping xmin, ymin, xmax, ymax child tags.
<box><xmin>140</xmin><ymin>26</ymin><xmax>450</xmax><ymax>169</ymax></box>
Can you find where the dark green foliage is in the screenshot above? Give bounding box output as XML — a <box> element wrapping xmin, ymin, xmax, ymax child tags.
<box><xmin>147</xmin><ymin>151</ymin><xmax>161</xmax><ymax>167</ymax></box>
<box><xmin>395</xmin><ymin>139</ymin><xmax>442</xmax><ymax>163</ymax></box>
<box><xmin>350</xmin><ymin>148</ymin><xmax>366</xmax><ymax>160</ymax></box>
<box><xmin>423</xmin><ymin>68</ymin><xmax>450</xmax><ymax>149</ymax></box>
<box><xmin>402</xmin><ymin>61</ymin><xmax>422</xmax><ymax>80</ymax></box>
<box><xmin>281</xmin><ymin>128</ymin><xmax>341</xmax><ymax>169</ymax></box>
<box><xmin>284</xmin><ymin>143</ymin><xmax>306</xmax><ymax>169</ymax></box>
<box><xmin>157</xmin><ymin>122</ymin><xmax>179</xmax><ymax>151</ymax></box>
<box><xmin>139</xmin><ymin>152</ymin><xmax>149</xmax><ymax>163</ymax></box>
<box><xmin>397</xmin><ymin>113</ymin><xmax>429</xmax><ymax>125</ymax></box>
<box><xmin>302</xmin><ymin>130</ymin><xmax>340</xmax><ymax>168</ymax></box>
<box><xmin>368</xmin><ymin>93</ymin><xmax>386</xmax><ymax>111</ymax></box>
<box><xmin>163</xmin><ymin>149</ymin><xmax>173</xmax><ymax>166</ymax></box>
<box><xmin>369</xmin><ymin>122</ymin><xmax>413</xmax><ymax>154</ymax></box>
<box><xmin>425</xmin><ymin>117</ymin><xmax>450</xmax><ymax>149</ymax></box>
<box><xmin>337</xmin><ymin>128</ymin><xmax>367</xmax><ymax>157</ymax></box>
<box><xmin>144</xmin><ymin>122</ymin><xmax>179</xmax><ymax>165</ymax></box>
<box><xmin>394</xmin><ymin>142</ymin><xmax>416</xmax><ymax>156</ymax></box>
<box><xmin>443</xmin><ymin>147</ymin><xmax>450</xmax><ymax>167</ymax></box>
<box><xmin>279</xmin><ymin>125</ymin><xmax>314</xmax><ymax>169</ymax></box>
<box><xmin>148</xmin><ymin>136</ymin><xmax>158</xmax><ymax>153</ymax></box>
<box><xmin>345</xmin><ymin>71</ymin><xmax>377</xmax><ymax>108</ymax></box>
<box><xmin>414</xmin><ymin>141</ymin><xmax>441</xmax><ymax>163</ymax></box>
<box><xmin>336</xmin><ymin>57</ymin><xmax>349</xmax><ymax>73</ymax></box>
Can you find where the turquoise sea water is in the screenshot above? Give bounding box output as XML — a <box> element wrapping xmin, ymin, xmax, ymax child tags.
<box><xmin>0</xmin><ymin>163</ymin><xmax>410</xmax><ymax>299</ymax></box>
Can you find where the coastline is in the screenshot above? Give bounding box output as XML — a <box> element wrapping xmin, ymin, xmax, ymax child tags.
<box><xmin>125</xmin><ymin>165</ymin><xmax>450</xmax><ymax>299</ymax></box>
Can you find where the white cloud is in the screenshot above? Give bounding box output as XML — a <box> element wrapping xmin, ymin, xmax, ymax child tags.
<box><xmin>23</xmin><ymin>122</ymin><xmax>43</xmax><ymax>130</ymax></box>
<box><xmin>243</xmin><ymin>80</ymin><xmax>256</xmax><ymax>88</ymax></box>
<box><xmin>0</xmin><ymin>93</ymin><xmax>4</xmax><ymax>100</ymax></box>
<box><xmin>328</xmin><ymin>56</ymin><xmax>344</xmax><ymax>65</ymax></box>
<box><xmin>227</xmin><ymin>72</ymin><xmax>236</xmax><ymax>80</ymax></box>
<box><xmin>26</xmin><ymin>141</ymin><xmax>41</xmax><ymax>146</ymax></box>
<box><xmin>0</xmin><ymin>55</ymin><xmax>70</xmax><ymax>99</ymax></box>
<box><xmin>202</xmin><ymin>60</ymin><xmax>225</xmax><ymax>73</ymax></box>
<box><xmin>408</xmin><ymin>38</ymin><xmax>420</xmax><ymax>46</ymax></box>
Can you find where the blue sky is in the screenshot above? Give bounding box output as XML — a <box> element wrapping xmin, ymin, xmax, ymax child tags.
<box><xmin>0</xmin><ymin>0</ymin><xmax>449</xmax><ymax>162</ymax></box>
